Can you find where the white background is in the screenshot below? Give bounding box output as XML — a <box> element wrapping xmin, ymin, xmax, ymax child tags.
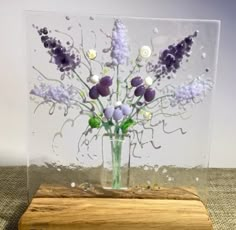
<box><xmin>0</xmin><ymin>0</ymin><xmax>235</xmax><ymax>167</ymax></box>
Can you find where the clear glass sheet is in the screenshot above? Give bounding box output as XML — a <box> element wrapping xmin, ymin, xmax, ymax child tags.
<box><xmin>26</xmin><ymin>12</ymin><xmax>220</xmax><ymax>201</ymax></box>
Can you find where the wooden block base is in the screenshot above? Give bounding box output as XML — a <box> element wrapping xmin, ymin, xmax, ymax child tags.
<box><xmin>19</xmin><ymin>184</ymin><xmax>212</xmax><ymax>230</ymax></box>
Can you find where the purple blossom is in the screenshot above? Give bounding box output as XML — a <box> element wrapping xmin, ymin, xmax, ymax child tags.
<box><xmin>30</xmin><ymin>83</ymin><xmax>76</xmax><ymax>106</ymax></box>
<box><xmin>170</xmin><ymin>77</ymin><xmax>213</xmax><ymax>106</ymax></box>
<box><xmin>147</xmin><ymin>31</ymin><xmax>198</xmax><ymax>81</ymax></box>
<box><xmin>110</xmin><ymin>19</ymin><xmax>129</xmax><ymax>65</ymax></box>
<box><xmin>37</xmin><ymin>27</ymin><xmax>80</xmax><ymax>72</ymax></box>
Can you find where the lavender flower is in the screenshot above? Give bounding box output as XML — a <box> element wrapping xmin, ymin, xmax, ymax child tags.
<box><xmin>170</xmin><ymin>77</ymin><xmax>213</xmax><ymax>106</ymax></box>
<box><xmin>30</xmin><ymin>83</ymin><xmax>76</xmax><ymax>106</ymax></box>
<box><xmin>147</xmin><ymin>31</ymin><xmax>198</xmax><ymax>81</ymax></box>
<box><xmin>110</xmin><ymin>19</ymin><xmax>129</xmax><ymax>65</ymax></box>
<box><xmin>37</xmin><ymin>27</ymin><xmax>80</xmax><ymax>72</ymax></box>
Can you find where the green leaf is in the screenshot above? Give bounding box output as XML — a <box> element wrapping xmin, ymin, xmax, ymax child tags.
<box><xmin>120</xmin><ymin>118</ymin><xmax>136</xmax><ymax>134</ymax></box>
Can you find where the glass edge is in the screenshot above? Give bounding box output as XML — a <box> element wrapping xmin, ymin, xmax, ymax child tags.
<box><xmin>207</xmin><ymin>19</ymin><xmax>221</xmax><ymax>169</ymax></box>
<box><xmin>22</xmin><ymin>10</ymin><xmax>35</xmax><ymax>202</ymax></box>
<box><xmin>204</xmin><ymin>18</ymin><xmax>221</xmax><ymax>204</ymax></box>
<box><xmin>23</xmin><ymin>10</ymin><xmax>221</xmax><ymax>24</ymax></box>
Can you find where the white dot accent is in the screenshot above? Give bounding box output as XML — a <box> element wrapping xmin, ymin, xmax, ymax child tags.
<box><xmin>115</xmin><ymin>101</ymin><xmax>122</xmax><ymax>107</ymax></box>
<box><xmin>144</xmin><ymin>76</ymin><xmax>153</xmax><ymax>86</ymax></box>
<box><xmin>144</xmin><ymin>166</ymin><xmax>149</xmax><ymax>171</ymax></box>
<box><xmin>90</xmin><ymin>75</ymin><xmax>100</xmax><ymax>84</ymax></box>
<box><xmin>162</xmin><ymin>168</ymin><xmax>168</xmax><ymax>174</ymax></box>
<box><xmin>201</xmin><ymin>52</ymin><xmax>207</xmax><ymax>59</ymax></box>
<box><xmin>153</xmin><ymin>27</ymin><xmax>159</xmax><ymax>34</ymax></box>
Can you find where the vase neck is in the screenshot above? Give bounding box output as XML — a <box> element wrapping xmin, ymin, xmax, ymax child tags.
<box><xmin>109</xmin><ymin>133</ymin><xmax>125</xmax><ymax>141</ymax></box>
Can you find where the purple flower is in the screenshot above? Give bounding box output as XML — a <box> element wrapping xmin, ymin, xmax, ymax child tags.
<box><xmin>113</xmin><ymin>108</ymin><xmax>124</xmax><ymax>121</ymax></box>
<box><xmin>30</xmin><ymin>83</ymin><xmax>76</xmax><ymax>106</ymax></box>
<box><xmin>170</xmin><ymin>77</ymin><xmax>213</xmax><ymax>106</ymax></box>
<box><xmin>110</xmin><ymin>19</ymin><xmax>129</xmax><ymax>65</ymax></box>
<box><xmin>37</xmin><ymin>27</ymin><xmax>80</xmax><ymax>72</ymax></box>
<box><xmin>147</xmin><ymin>31</ymin><xmax>198</xmax><ymax>81</ymax></box>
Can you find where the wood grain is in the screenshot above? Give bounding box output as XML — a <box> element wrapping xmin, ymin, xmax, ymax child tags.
<box><xmin>19</xmin><ymin>184</ymin><xmax>212</xmax><ymax>230</ymax></box>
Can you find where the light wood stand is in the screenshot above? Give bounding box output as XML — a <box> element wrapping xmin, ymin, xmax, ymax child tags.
<box><xmin>19</xmin><ymin>184</ymin><xmax>213</xmax><ymax>230</ymax></box>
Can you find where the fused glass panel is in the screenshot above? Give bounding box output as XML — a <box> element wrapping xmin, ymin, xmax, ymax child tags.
<box><xmin>26</xmin><ymin>12</ymin><xmax>220</xmax><ymax>201</ymax></box>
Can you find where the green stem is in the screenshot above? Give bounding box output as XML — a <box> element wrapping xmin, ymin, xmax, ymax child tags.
<box><xmin>116</xmin><ymin>65</ymin><xmax>120</xmax><ymax>101</ymax></box>
<box><xmin>97</xmin><ymin>98</ymin><xmax>105</xmax><ymax>111</ymax></box>
<box><xmin>124</xmin><ymin>64</ymin><xmax>137</xmax><ymax>83</ymax></box>
<box><xmin>129</xmin><ymin>94</ymin><xmax>173</xmax><ymax>119</ymax></box>
<box><xmin>110</xmin><ymin>134</ymin><xmax>124</xmax><ymax>189</ymax></box>
<box><xmin>76</xmin><ymin>101</ymin><xmax>96</xmax><ymax>115</ymax></box>
<box><xmin>73</xmin><ymin>70</ymin><xmax>90</xmax><ymax>90</ymax></box>
<box><xmin>122</xmin><ymin>65</ymin><xmax>137</xmax><ymax>103</ymax></box>
<box><xmin>127</xmin><ymin>96</ymin><xmax>142</xmax><ymax>119</ymax></box>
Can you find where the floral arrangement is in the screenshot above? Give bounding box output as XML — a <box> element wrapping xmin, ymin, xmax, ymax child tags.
<box><xmin>30</xmin><ymin>17</ymin><xmax>213</xmax><ymax>189</ymax></box>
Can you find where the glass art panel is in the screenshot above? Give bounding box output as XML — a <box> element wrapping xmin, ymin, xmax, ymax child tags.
<box><xmin>26</xmin><ymin>12</ymin><xmax>220</xmax><ymax>201</ymax></box>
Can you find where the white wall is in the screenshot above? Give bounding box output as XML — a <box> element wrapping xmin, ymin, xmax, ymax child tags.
<box><xmin>0</xmin><ymin>0</ymin><xmax>235</xmax><ymax>167</ymax></box>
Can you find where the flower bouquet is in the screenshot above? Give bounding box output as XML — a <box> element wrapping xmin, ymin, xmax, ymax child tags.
<box><xmin>29</xmin><ymin>15</ymin><xmax>216</xmax><ymax>190</ymax></box>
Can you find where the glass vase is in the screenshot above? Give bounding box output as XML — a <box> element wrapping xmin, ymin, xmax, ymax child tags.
<box><xmin>101</xmin><ymin>134</ymin><xmax>131</xmax><ymax>189</ymax></box>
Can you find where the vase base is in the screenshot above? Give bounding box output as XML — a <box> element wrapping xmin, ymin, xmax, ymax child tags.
<box><xmin>103</xmin><ymin>186</ymin><xmax>128</xmax><ymax>190</ymax></box>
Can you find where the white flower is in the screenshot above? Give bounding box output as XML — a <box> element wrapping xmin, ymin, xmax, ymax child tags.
<box><xmin>144</xmin><ymin>76</ymin><xmax>153</xmax><ymax>86</ymax></box>
<box><xmin>139</xmin><ymin>46</ymin><xmax>152</xmax><ymax>59</ymax></box>
<box><xmin>87</xmin><ymin>49</ymin><xmax>97</xmax><ymax>60</ymax></box>
<box><xmin>143</xmin><ymin>111</ymin><xmax>152</xmax><ymax>120</ymax></box>
<box><xmin>115</xmin><ymin>101</ymin><xmax>122</xmax><ymax>107</ymax></box>
<box><xmin>90</xmin><ymin>75</ymin><xmax>100</xmax><ymax>84</ymax></box>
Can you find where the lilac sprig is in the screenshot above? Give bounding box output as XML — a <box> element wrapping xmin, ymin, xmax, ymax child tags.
<box><xmin>110</xmin><ymin>19</ymin><xmax>129</xmax><ymax>65</ymax></box>
<box><xmin>147</xmin><ymin>31</ymin><xmax>198</xmax><ymax>81</ymax></box>
<box><xmin>30</xmin><ymin>83</ymin><xmax>77</xmax><ymax>107</ymax></box>
<box><xmin>37</xmin><ymin>27</ymin><xmax>80</xmax><ymax>72</ymax></box>
<box><xmin>170</xmin><ymin>77</ymin><xmax>213</xmax><ymax>106</ymax></box>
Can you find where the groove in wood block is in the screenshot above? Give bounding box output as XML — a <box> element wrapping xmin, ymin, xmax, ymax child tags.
<box><xmin>35</xmin><ymin>184</ymin><xmax>200</xmax><ymax>200</ymax></box>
